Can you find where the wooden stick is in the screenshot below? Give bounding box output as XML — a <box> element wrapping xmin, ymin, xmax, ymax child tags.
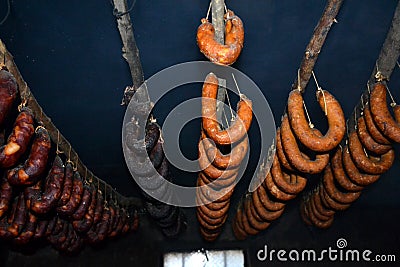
<box><xmin>292</xmin><ymin>0</ymin><xmax>344</xmax><ymax>93</ymax></box>
<box><xmin>212</xmin><ymin>0</ymin><xmax>227</xmax><ymax>125</ymax></box>
<box><xmin>112</xmin><ymin>0</ymin><xmax>147</xmax><ymax>105</ymax></box>
<box><xmin>0</xmin><ymin>39</ymin><xmax>141</xmax><ymax>208</ymax></box>
<box><xmin>348</xmin><ymin>0</ymin><xmax>400</xmax><ymax>131</ymax></box>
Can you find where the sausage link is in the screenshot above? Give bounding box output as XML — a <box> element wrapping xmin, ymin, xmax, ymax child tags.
<box><xmin>254</xmin><ymin>175</ymin><xmax>285</xmax><ymax>212</ymax></box>
<box><xmin>320</xmin><ymin>185</ymin><xmax>350</xmax><ymax>211</ymax></box>
<box><xmin>312</xmin><ymin>186</ymin><xmax>335</xmax><ymax>217</ymax></box>
<box><xmin>348</xmin><ymin>131</ymin><xmax>395</xmax><ymax>174</ymax></box>
<box><xmin>265</xmin><ymin>169</ymin><xmax>296</xmax><ymax>201</ymax></box>
<box><xmin>7</xmin><ymin>127</ymin><xmax>51</xmax><ymax>186</ymax></box>
<box><xmin>276</xmin><ymin>127</ymin><xmax>295</xmax><ymax>171</ymax></box>
<box><xmin>71</xmin><ymin>185</ymin><xmax>92</xmax><ymax>220</ymax></box>
<box><xmin>34</xmin><ymin>218</ymin><xmax>50</xmax><ymax>239</ymax></box>
<box><xmin>240</xmin><ymin>201</ymin><xmax>259</xmax><ymax>235</ymax></box>
<box><xmin>288</xmin><ymin>89</ymin><xmax>345</xmax><ymax>152</ymax></box>
<box><xmin>202</xmin><ymin>133</ymin><xmax>249</xmax><ymax>169</ymax></box>
<box><xmin>149</xmin><ymin>139</ymin><xmax>164</xmax><ymax>169</ymax></box>
<box><xmin>330</xmin><ymin>148</ymin><xmax>363</xmax><ymax>192</ymax></box>
<box><xmin>322</xmin><ymin>165</ymin><xmax>362</xmax><ymax>204</ymax></box>
<box><xmin>145</xmin><ymin>122</ymin><xmax>161</xmax><ymax>152</ymax></box>
<box><xmin>280</xmin><ymin>115</ymin><xmax>329</xmax><ymax>174</ymax></box>
<box><xmin>271</xmin><ymin>154</ymin><xmax>307</xmax><ymax>195</ymax></box>
<box><xmin>342</xmin><ymin>145</ymin><xmax>380</xmax><ymax>186</ymax></box>
<box><xmin>31</xmin><ymin>155</ymin><xmax>65</xmax><ymax>214</ymax></box>
<box><xmin>370</xmin><ymin>82</ymin><xmax>400</xmax><ymax>142</ymax></box>
<box><xmin>58</xmin><ymin>162</ymin><xmax>73</xmax><ymax>206</ymax></box>
<box><xmin>199</xmin><ymin>170</ymin><xmax>238</xmax><ymax>190</ymax></box>
<box><xmin>0</xmin><ymin>108</ymin><xmax>35</xmax><ymax>168</ymax></box>
<box><xmin>72</xmin><ymin>186</ymin><xmax>96</xmax><ymax>233</ymax></box>
<box><xmin>196</xmin><ymin>10</ymin><xmax>244</xmax><ymax>65</ymax></box>
<box><xmin>232</xmin><ymin>208</ymin><xmax>248</xmax><ymax>240</ymax></box>
<box><xmin>308</xmin><ymin>194</ymin><xmax>331</xmax><ymax>221</ymax></box>
<box><xmin>93</xmin><ymin>190</ymin><xmax>104</xmax><ymax>224</ymax></box>
<box><xmin>306</xmin><ymin>197</ymin><xmax>334</xmax><ymax>229</ymax></box>
<box><xmin>202</xmin><ymin>73</ymin><xmax>253</xmax><ymax>145</ymax></box>
<box><xmin>356</xmin><ymin>116</ymin><xmax>392</xmax><ymax>155</ymax></box>
<box><xmin>197</xmin><ymin>172</ymin><xmax>234</xmax><ymax>203</ymax></box>
<box><xmin>7</xmin><ymin>194</ymin><xmax>27</xmax><ymax>237</ymax></box>
<box><xmin>252</xmin><ymin>185</ymin><xmax>285</xmax><ymax>221</ymax></box>
<box><xmin>363</xmin><ymin>103</ymin><xmax>391</xmax><ymax>144</ymax></box>
<box><xmin>196</xmin><ymin>186</ymin><xmax>229</xmax><ymax>211</ymax></box>
<box><xmin>57</xmin><ymin>172</ymin><xmax>84</xmax><ymax>216</ymax></box>
<box><xmin>198</xmin><ymin>136</ymin><xmax>238</xmax><ymax>179</ymax></box>
<box><xmin>245</xmin><ymin>199</ymin><xmax>270</xmax><ymax>231</ymax></box>
<box><xmin>0</xmin><ymin>174</ymin><xmax>12</xmax><ymax>218</ymax></box>
<box><xmin>0</xmin><ymin>69</ymin><xmax>18</xmax><ymax>127</ymax></box>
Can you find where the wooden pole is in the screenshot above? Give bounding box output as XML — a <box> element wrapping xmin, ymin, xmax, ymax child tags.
<box><xmin>348</xmin><ymin>0</ymin><xmax>400</xmax><ymax>131</ymax></box>
<box><xmin>212</xmin><ymin>0</ymin><xmax>227</xmax><ymax>125</ymax></box>
<box><xmin>0</xmin><ymin>40</ymin><xmax>141</xmax><ymax>208</ymax></box>
<box><xmin>112</xmin><ymin>0</ymin><xmax>147</xmax><ymax>105</ymax></box>
<box><xmin>291</xmin><ymin>0</ymin><xmax>344</xmax><ymax>93</ymax></box>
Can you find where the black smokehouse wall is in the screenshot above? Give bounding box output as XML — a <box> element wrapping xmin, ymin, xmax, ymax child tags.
<box><xmin>0</xmin><ymin>0</ymin><xmax>399</xmax><ymax>266</ymax></box>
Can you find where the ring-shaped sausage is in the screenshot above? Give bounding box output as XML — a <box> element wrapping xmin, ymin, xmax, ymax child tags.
<box><xmin>370</xmin><ymin>83</ymin><xmax>400</xmax><ymax>142</ymax></box>
<box><xmin>287</xmin><ymin>89</ymin><xmax>345</xmax><ymax>152</ymax></box>
<box><xmin>348</xmin><ymin>131</ymin><xmax>395</xmax><ymax>175</ymax></box>
<box><xmin>280</xmin><ymin>115</ymin><xmax>329</xmax><ymax>174</ymax></box>
<box><xmin>196</xmin><ymin>10</ymin><xmax>244</xmax><ymax>65</ymax></box>
<box><xmin>201</xmin><ymin>73</ymin><xmax>252</xmax><ymax>145</ymax></box>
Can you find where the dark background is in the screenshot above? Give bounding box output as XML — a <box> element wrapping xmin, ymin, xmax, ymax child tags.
<box><xmin>0</xmin><ymin>0</ymin><xmax>399</xmax><ymax>266</ymax></box>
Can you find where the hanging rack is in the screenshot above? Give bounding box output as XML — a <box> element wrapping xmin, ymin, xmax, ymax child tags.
<box><xmin>0</xmin><ymin>39</ymin><xmax>141</xmax><ymax>208</ymax></box>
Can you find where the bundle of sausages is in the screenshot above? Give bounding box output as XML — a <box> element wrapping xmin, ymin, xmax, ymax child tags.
<box><xmin>0</xmin><ymin>67</ymin><xmax>138</xmax><ymax>254</ymax></box>
<box><xmin>233</xmin><ymin>88</ymin><xmax>346</xmax><ymax>240</ymax></box>
<box><xmin>196</xmin><ymin>9</ymin><xmax>244</xmax><ymax>66</ymax></box>
<box><xmin>301</xmin><ymin>82</ymin><xmax>398</xmax><ymax>228</ymax></box>
<box><xmin>124</xmin><ymin>96</ymin><xmax>186</xmax><ymax>238</ymax></box>
<box><xmin>196</xmin><ymin>72</ymin><xmax>252</xmax><ymax>241</ymax></box>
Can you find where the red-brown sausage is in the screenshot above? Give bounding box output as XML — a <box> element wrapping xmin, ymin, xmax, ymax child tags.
<box><xmin>271</xmin><ymin>154</ymin><xmax>307</xmax><ymax>195</ymax></box>
<box><xmin>196</xmin><ymin>10</ymin><xmax>244</xmax><ymax>65</ymax></box>
<box><xmin>280</xmin><ymin>115</ymin><xmax>329</xmax><ymax>174</ymax></box>
<box><xmin>356</xmin><ymin>116</ymin><xmax>392</xmax><ymax>155</ymax></box>
<box><xmin>342</xmin><ymin>145</ymin><xmax>380</xmax><ymax>186</ymax></box>
<box><xmin>363</xmin><ymin>103</ymin><xmax>391</xmax><ymax>145</ymax></box>
<box><xmin>370</xmin><ymin>82</ymin><xmax>400</xmax><ymax>142</ymax></box>
<box><xmin>31</xmin><ymin>155</ymin><xmax>65</xmax><ymax>214</ymax></box>
<box><xmin>0</xmin><ymin>108</ymin><xmax>35</xmax><ymax>168</ymax></box>
<box><xmin>330</xmin><ymin>148</ymin><xmax>363</xmax><ymax>192</ymax></box>
<box><xmin>57</xmin><ymin>172</ymin><xmax>84</xmax><ymax>216</ymax></box>
<box><xmin>0</xmin><ymin>174</ymin><xmax>12</xmax><ymax>218</ymax></box>
<box><xmin>287</xmin><ymin>89</ymin><xmax>345</xmax><ymax>152</ymax></box>
<box><xmin>58</xmin><ymin>162</ymin><xmax>73</xmax><ymax>206</ymax></box>
<box><xmin>322</xmin><ymin>165</ymin><xmax>362</xmax><ymax>204</ymax></box>
<box><xmin>7</xmin><ymin>127</ymin><xmax>51</xmax><ymax>186</ymax></box>
<box><xmin>348</xmin><ymin>131</ymin><xmax>395</xmax><ymax>174</ymax></box>
<box><xmin>202</xmin><ymin>73</ymin><xmax>253</xmax><ymax>145</ymax></box>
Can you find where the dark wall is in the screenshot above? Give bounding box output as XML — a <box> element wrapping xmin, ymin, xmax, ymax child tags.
<box><xmin>0</xmin><ymin>1</ymin><xmax>399</xmax><ymax>266</ymax></box>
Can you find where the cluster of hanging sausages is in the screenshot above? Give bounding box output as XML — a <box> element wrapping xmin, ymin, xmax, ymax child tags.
<box><xmin>0</xmin><ymin>67</ymin><xmax>138</xmax><ymax>254</ymax></box>
<box><xmin>196</xmin><ymin>72</ymin><xmax>252</xmax><ymax>241</ymax></box>
<box><xmin>197</xmin><ymin>9</ymin><xmax>244</xmax><ymax>65</ymax></box>
<box><xmin>124</xmin><ymin>98</ymin><xmax>186</xmax><ymax>238</ymax></box>
<box><xmin>232</xmin><ymin>87</ymin><xmax>346</xmax><ymax>240</ymax></box>
<box><xmin>301</xmin><ymin>82</ymin><xmax>398</xmax><ymax>228</ymax></box>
